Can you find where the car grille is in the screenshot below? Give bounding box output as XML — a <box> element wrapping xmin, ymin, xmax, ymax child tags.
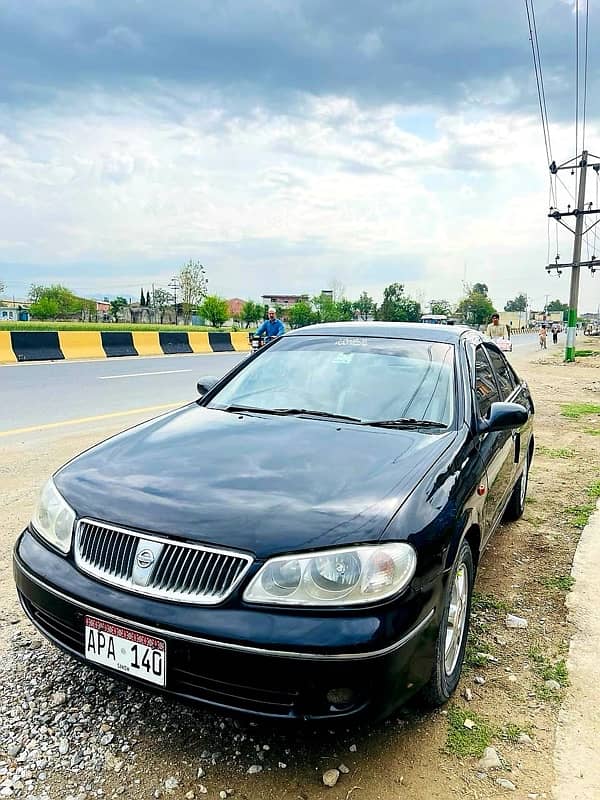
<box><xmin>74</xmin><ymin>519</ymin><xmax>253</xmax><ymax>604</ymax></box>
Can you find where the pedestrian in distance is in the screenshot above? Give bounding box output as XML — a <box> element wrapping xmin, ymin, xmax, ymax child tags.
<box><xmin>485</xmin><ymin>313</ymin><xmax>510</xmax><ymax>340</ymax></box>
<box><xmin>539</xmin><ymin>325</ymin><xmax>547</xmax><ymax>349</ymax></box>
<box><xmin>551</xmin><ymin>323</ymin><xmax>559</xmax><ymax>344</ymax></box>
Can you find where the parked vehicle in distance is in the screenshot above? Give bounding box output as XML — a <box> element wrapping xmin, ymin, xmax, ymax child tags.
<box><xmin>14</xmin><ymin>323</ymin><xmax>534</xmax><ymax>721</ymax></box>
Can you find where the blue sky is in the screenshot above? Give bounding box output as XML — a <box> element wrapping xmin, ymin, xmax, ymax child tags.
<box><xmin>1</xmin><ymin>0</ymin><xmax>600</xmax><ymax>312</ymax></box>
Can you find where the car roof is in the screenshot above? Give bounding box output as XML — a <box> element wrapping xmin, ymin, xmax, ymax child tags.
<box><xmin>285</xmin><ymin>321</ymin><xmax>482</xmax><ymax>344</ymax></box>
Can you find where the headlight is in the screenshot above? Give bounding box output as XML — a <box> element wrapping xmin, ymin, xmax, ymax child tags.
<box><xmin>31</xmin><ymin>478</ymin><xmax>76</xmax><ymax>555</ymax></box>
<box><xmin>243</xmin><ymin>543</ymin><xmax>416</xmax><ymax>606</ymax></box>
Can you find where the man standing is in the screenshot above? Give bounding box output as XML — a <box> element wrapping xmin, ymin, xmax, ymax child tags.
<box><xmin>485</xmin><ymin>313</ymin><xmax>509</xmax><ymax>340</ymax></box>
<box><xmin>256</xmin><ymin>307</ymin><xmax>285</xmax><ymax>342</ymax></box>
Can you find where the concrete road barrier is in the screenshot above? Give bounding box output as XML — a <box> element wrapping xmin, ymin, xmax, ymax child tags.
<box><xmin>0</xmin><ymin>330</ymin><xmax>251</xmax><ymax>364</ymax></box>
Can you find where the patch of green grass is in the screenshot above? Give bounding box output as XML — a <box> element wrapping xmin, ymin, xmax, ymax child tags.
<box><xmin>500</xmin><ymin>723</ymin><xmax>532</xmax><ymax>743</ymax></box>
<box><xmin>446</xmin><ymin>707</ymin><xmax>495</xmax><ymax>757</ymax></box>
<box><xmin>588</xmin><ymin>481</ymin><xmax>600</xmax><ymax>499</ymax></box>
<box><xmin>472</xmin><ymin>592</ymin><xmax>509</xmax><ymax>613</ymax></box>
<box><xmin>540</xmin><ymin>575</ymin><xmax>575</xmax><ymax>592</ymax></box>
<box><xmin>567</xmin><ymin>504</ymin><xmax>597</xmax><ymax>529</ymax></box>
<box><xmin>584</xmin><ymin>428</ymin><xmax>600</xmax><ymax>436</ymax></box>
<box><xmin>560</xmin><ymin>402</ymin><xmax>600</xmax><ymax>419</ymax></box>
<box><xmin>0</xmin><ymin>321</ymin><xmax>240</xmax><ymax>333</ymax></box>
<box><xmin>542</xmin><ymin>659</ymin><xmax>569</xmax><ymax>686</ymax></box>
<box><xmin>526</xmin><ymin>495</ymin><xmax>537</xmax><ymax>504</ymax></box>
<box><xmin>574</xmin><ymin>350</ymin><xmax>597</xmax><ymax>357</ymax></box>
<box><xmin>536</xmin><ymin>446</ymin><xmax>576</xmax><ymax>459</ymax></box>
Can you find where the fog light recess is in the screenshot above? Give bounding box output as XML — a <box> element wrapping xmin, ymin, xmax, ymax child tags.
<box><xmin>326</xmin><ymin>687</ymin><xmax>355</xmax><ymax>708</ymax></box>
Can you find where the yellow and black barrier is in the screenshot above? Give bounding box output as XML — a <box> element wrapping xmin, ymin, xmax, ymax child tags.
<box><xmin>0</xmin><ymin>330</ymin><xmax>252</xmax><ymax>364</ymax></box>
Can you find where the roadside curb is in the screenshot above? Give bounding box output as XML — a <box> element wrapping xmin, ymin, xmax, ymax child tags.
<box><xmin>553</xmin><ymin>498</ymin><xmax>600</xmax><ymax>799</ymax></box>
<box><xmin>0</xmin><ymin>330</ymin><xmax>251</xmax><ymax>363</ymax></box>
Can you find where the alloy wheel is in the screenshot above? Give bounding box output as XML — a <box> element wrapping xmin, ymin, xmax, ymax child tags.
<box><xmin>444</xmin><ymin>563</ymin><xmax>469</xmax><ymax>675</ymax></box>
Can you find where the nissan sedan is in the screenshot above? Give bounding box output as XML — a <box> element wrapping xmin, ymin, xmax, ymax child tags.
<box><xmin>13</xmin><ymin>323</ymin><xmax>534</xmax><ymax>721</ymax></box>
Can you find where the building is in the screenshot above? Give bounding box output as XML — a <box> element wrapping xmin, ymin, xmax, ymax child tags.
<box><xmin>227</xmin><ymin>298</ymin><xmax>245</xmax><ymax>318</ymax></box>
<box><xmin>261</xmin><ymin>294</ymin><xmax>309</xmax><ymax>307</ymax></box>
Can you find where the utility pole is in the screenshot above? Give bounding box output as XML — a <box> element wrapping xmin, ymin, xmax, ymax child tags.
<box><xmin>169</xmin><ymin>277</ymin><xmax>180</xmax><ymax>326</ymax></box>
<box><xmin>545</xmin><ymin>151</ymin><xmax>600</xmax><ymax>361</ymax></box>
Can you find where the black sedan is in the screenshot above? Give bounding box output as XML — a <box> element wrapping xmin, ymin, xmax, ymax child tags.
<box><xmin>13</xmin><ymin>323</ymin><xmax>534</xmax><ymax>721</ymax></box>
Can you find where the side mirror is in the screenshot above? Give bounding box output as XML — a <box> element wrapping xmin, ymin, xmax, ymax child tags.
<box><xmin>478</xmin><ymin>401</ymin><xmax>528</xmax><ymax>434</ymax></box>
<box><xmin>197</xmin><ymin>375</ymin><xmax>219</xmax><ymax>397</ymax></box>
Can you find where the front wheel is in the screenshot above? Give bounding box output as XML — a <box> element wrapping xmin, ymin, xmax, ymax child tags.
<box><xmin>422</xmin><ymin>541</ymin><xmax>474</xmax><ymax>707</ymax></box>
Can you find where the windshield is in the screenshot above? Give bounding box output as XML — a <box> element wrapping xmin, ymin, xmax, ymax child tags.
<box><xmin>207</xmin><ymin>335</ymin><xmax>455</xmax><ymax>427</ymax></box>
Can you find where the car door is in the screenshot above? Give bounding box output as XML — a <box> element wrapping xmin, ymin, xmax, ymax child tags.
<box><xmin>473</xmin><ymin>344</ymin><xmax>514</xmax><ymax>542</ymax></box>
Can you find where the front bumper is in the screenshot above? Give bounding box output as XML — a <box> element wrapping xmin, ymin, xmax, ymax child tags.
<box><xmin>14</xmin><ymin>529</ymin><xmax>440</xmax><ymax>720</ymax></box>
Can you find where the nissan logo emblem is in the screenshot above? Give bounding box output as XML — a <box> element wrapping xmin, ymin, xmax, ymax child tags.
<box><xmin>136</xmin><ymin>549</ymin><xmax>155</xmax><ymax>569</ymax></box>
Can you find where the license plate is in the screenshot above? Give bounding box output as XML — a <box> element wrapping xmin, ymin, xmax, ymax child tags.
<box><xmin>84</xmin><ymin>616</ymin><xmax>166</xmax><ymax>687</ymax></box>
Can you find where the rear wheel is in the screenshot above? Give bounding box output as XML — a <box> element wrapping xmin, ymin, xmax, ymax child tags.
<box><xmin>422</xmin><ymin>540</ymin><xmax>474</xmax><ymax>707</ymax></box>
<box><xmin>503</xmin><ymin>451</ymin><xmax>529</xmax><ymax>521</ymax></box>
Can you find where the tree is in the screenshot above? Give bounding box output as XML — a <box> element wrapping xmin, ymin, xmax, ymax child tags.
<box><xmin>287</xmin><ymin>301</ymin><xmax>317</xmax><ymax>329</ymax></box>
<box><xmin>28</xmin><ymin>284</ymin><xmax>45</xmax><ymax>303</ymax></box>
<box><xmin>353</xmin><ymin>291</ymin><xmax>375</xmax><ymax>320</ymax></box>
<box><xmin>313</xmin><ymin>295</ymin><xmax>341</xmax><ymax>323</ymax></box>
<box><xmin>146</xmin><ymin>291</ymin><xmax>151</xmax><ymax>307</ymax></box>
<box><xmin>336</xmin><ymin>299</ymin><xmax>355</xmax><ymax>321</ymax></box>
<box><xmin>179</xmin><ymin>260</ymin><xmax>208</xmax><ymax>325</ymax></box>
<box><xmin>472</xmin><ymin>282</ymin><xmax>489</xmax><ymax>296</ymax></box>
<box><xmin>140</xmin><ymin>288</ymin><xmax>146</xmax><ymax>306</ymax></box>
<box><xmin>547</xmin><ymin>299</ymin><xmax>568</xmax><ymax>312</ymax></box>
<box><xmin>504</xmin><ymin>294</ymin><xmax>527</xmax><ymax>312</ymax></box>
<box><xmin>28</xmin><ymin>284</ymin><xmax>93</xmax><ymax>320</ymax></box>
<box><xmin>378</xmin><ymin>283</ymin><xmax>422</xmax><ymax>322</ymax></box>
<box><xmin>329</xmin><ymin>279</ymin><xmax>346</xmax><ymax>302</ymax></box>
<box><xmin>429</xmin><ymin>300</ymin><xmax>453</xmax><ymax>316</ymax></box>
<box><xmin>198</xmin><ymin>295</ymin><xmax>229</xmax><ymax>328</ymax></box>
<box><xmin>29</xmin><ymin>296</ymin><xmax>59</xmax><ymax>319</ymax></box>
<box><xmin>152</xmin><ymin>287</ymin><xmax>171</xmax><ymax>324</ymax></box>
<box><xmin>241</xmin><ymin>300</ymin><xmax>263</xmax><ymax>329</ymax></box>
<box><xmin>109</xmin><ymin>297</ymin><xmax>129</xmax><ymax>321</ymax></box>
<box><xmin>456</xmin><ymin>285</ymin><xmax>495</xmax><ymax>326</ymax></box>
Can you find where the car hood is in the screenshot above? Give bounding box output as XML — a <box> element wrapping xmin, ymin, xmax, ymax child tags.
<box><xmin>55</xmin><ymin>404</ymin><xmax>457</xmax><ymax>559</ymax></box>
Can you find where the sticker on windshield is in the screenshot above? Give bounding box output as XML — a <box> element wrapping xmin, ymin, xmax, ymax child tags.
<box><xmin>335</xmin><ymin>337</ymin><xmax>369</xmax><ymax>347</ymax></box>
<box><xmin>333</xmin><ymin>352</ymin><xmax>354</xmax><ymax>364</ymax></box>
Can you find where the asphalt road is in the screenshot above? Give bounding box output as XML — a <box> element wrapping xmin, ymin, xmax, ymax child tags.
<box><xmin>0</xmin><ymin>352</ymin><xmax>246</xmax><ymax>436</ymax></box>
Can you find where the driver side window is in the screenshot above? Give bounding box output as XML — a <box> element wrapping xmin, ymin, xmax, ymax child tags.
<box><xmin>474</xmin><ymin>345</ymin><xmax>500</xmax><ymax>418</ymax></box>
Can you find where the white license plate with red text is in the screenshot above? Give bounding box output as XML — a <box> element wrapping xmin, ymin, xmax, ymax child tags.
<box><xmin>84</xmin><ymin>616</ymin><xmax>166</xmax><ymax>687</ymax></box>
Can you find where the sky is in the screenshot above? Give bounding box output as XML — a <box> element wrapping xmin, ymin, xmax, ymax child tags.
<box><xmin>1</xmin><ymin>0</ymin><xmax>600</xmax><ymax>313</ymax></box>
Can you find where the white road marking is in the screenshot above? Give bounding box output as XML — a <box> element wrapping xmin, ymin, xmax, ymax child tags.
<box><xmin>98</xmin><ymin>369</ymin><xmax>193</xmax><ymax>380</ymax></box>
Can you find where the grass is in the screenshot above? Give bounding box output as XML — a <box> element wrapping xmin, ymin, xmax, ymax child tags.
<box><xmin>584</xmin><ymin>429</ymin><xmax>600</xmax><ymax>436</ymax></box>
<box><xmin>567</xmin><ymin>503</ymin><xmax>597</xmax><ymax>529</ymax></box>
<box><xmin>560</xmin><ymin>402</ymin><xmax>600</xmax><ymax>419</ymax></box>
<box><xmin>0</xmin><ymin>321</ymin><xmax>246</xmax><ymax>333</ymax></box>
<box><xmin>529</xmin><ymin>645</ymin><xmax>569</xmax><ymax>699</ymax></box>
<box><xmin>588</xmin><ymin>481</ymin><xmax>600</xmax><ymax>499</ymax></box>
<box><xmin>536</xmin><ymin>446</ymin><xmax>576</xmax><ymax>459</ymax></box>
<box><xmin>472</xmin><ymin>592</ymin><xmax>509</xmax><ymax>613</ymax></box>
<box><xmin>574</xmin><ymin>350</ymin><xmax>597</xmax><ymax>357</ymax></box>
<box><xmin>446</xmin><ymin>707</ymin><xmax>495</xmax><ymax>757</ymax></box>
<box><xmin>500</xmin><ymin>723</ymin><xmax>533</xmax><ymax>744</ymax></box>
<box><xmin>540</xmin><ymin>574</ymin><xmax>575</xmax><ymax>592</ymax></box>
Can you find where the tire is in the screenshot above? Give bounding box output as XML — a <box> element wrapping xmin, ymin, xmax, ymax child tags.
<box><xmin>422</xmin><ymin>540</ymin><xmax>474</xmax><ymax>707</ymax></box>
<box><xmin>503</xmin><ymin>451</ymin><xmax>530</xmax><ymax>522</ymax></box>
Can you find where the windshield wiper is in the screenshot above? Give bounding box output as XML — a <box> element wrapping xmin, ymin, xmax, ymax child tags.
<box><xmin>221</xmin><ymin>405</ymin><xmax>362</xmax><ymax>423</ymax></box>
<box><xmin>363</xmin><ymin>418</ymin><xmax>448</xmax><ymax>429</ymax></box>
<box><xmin>270</xmin><ymin>408</ymin><xmax>363</xmax><ymax>422</ymax></box>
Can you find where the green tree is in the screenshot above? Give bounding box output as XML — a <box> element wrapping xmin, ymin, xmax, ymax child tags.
<box><xmin>378</xmin><ymin>283</ymin><xmax>422</xmax><ymax>322</ymax></box>
<box><xmin>472</xmin><ymin>282</ymin><xmax>489</xmax><ymax>296</ymax></box>
<box><xmin>353</xmin><ymin>291</ymin><xmax>375</xmax><ymax>320</ymax></box>
<box><xmin>109</xmin><ymin>296</ymin><xmax>129</xmax><ymax>321</ymax></box>
<box><xmin>29</xmin><ymin>296</ymin><xmax>60</xmax><ymax>319</ymax></box>
<box><xmin>198</xmin><ymin>295</ymin><xmax>229</xmax><ymax>328</ymax></box>
<box><xmin>241</xmin><ymin>300</ymin><xmax>263</xmax><ymax>329</ymax></box>
<box><xmin>546</xmin><ymin>299</ymin><xmax>568</xmax><ymax>312</ymax></box>
<box><xmin>140</xmin><ymin>288</ymin><xmax>146</xmax><ymax>306</ymax></box>
<box><xmin>179</xmin><ymin>260</ymin><xmax>208</xmax><ymax>324</ymax></box>
<box><xmin>313</xmin><ymin>295</ymin><xmax>341</xmax><ymax>323</ymax></box>
<box><xmin>28</xmin><ymin>284</ymin><xmax>45</xmax><ymax>303</ymax></box>
<box><xmin>429</xmin><ymin>300</ymin><xmax>453</xmax><ymax>316</ymax></box>
<box><xmin>336</xmin><ymin>299</ymin><xmax>355</xmax><ymax>321</ymax></box>
<box><xmin>504</xmin><ymin>293</ymin><xmax>527</xmax><ymax>312</ymax></box>
<box><xmin>287</xmin><ymin>301</ymin><xmax>317</xmax><ymax>329</ymax></box>
<box><xmin>456</xmin><ymin>285</ymin><xmax>496</xmax><ymax>326</ymax></box>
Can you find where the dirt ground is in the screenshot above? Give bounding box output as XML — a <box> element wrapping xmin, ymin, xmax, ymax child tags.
<box><xmin>1</xmin><ymin>338</ymin><xmax>599</xmax><ymax>800</ymax></box>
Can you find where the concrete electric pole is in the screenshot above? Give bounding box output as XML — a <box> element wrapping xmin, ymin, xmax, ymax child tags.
<box><xmin>546</xmin><ymin>151</ymin><xmax>600</xmax><ymax>361</ymax></box>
